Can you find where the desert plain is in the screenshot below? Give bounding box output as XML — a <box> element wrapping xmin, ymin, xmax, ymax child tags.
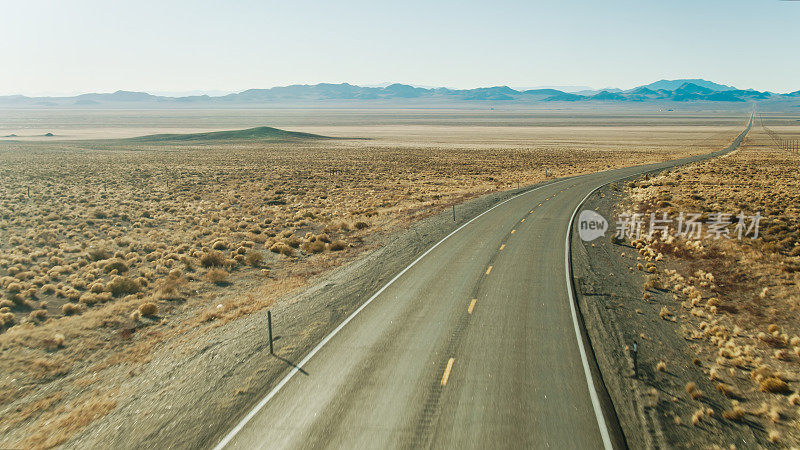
<box><xmin>0</xmin><ymin>107</ymin><xmax>768</xmax><ymax>447</ymax></box>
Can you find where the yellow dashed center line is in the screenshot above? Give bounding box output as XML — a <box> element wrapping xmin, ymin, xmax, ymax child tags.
<box><xmin>510</xmin><ymin>229</ymin><xmax>516</xmax><ymax>234</ymax></box>
<box><xmin>441</xmin><ymin>358</ymin><xmax>455</xmax><ymax>386</ymax></box>
<box><xmin>520</xmin><ymin>218</ymin><xmax>525</xmax><ymax>223</ymax></box>
<box><xmin>499</xmin><ymin>244</ymin><xmax>505</xmax><ymax>251</ymax></box>
<box><xmin>530</xmin><ymin>210</ymin><xmax>534</xmax><ymax>213</ymax></box>
<box><xmin>485</xmin><ymin>265</ymin><xmax>493</xmax><ymax>275</ymax></box>
<box><xmin>538</xmin><ymin>203</ymin><xmax>542</xmax><ymax>206</ymax></box>
<box><xmin>467</xmin><ymin>299</ymin><xmax>477</xmax><ymax>314</ymax></box>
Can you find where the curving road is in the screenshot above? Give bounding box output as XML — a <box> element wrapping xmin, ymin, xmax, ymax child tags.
<box><xmin>214</xmin><ymin>115</ymin><xmax>751</xmax><ymax>450</ymax></box>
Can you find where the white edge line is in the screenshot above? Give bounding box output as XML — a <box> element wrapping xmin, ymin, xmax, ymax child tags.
<box><xmin>213</xmin><ymin>177</ymin><xmax>572</xmax><ymax>450</ymax></box>
<box><xmin>565</xmin><ymin>188</ymin><xmax>614</xmax><ymax>450</ymax></box>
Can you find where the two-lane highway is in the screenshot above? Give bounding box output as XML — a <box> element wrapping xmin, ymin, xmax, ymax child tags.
<box><xmin>432</xmin><ymin>187</ymin><xmax>608</xmax><ymax>449</ymax></box>
<box><xmin>214</xmin><ymin>116</ymin><xmax>751</xmax><ymax>449</ymax></box>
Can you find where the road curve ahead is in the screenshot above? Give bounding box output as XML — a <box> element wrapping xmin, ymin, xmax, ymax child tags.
<box><xmin>214</xmin><ymin>116</ymin><xmax>752</xmax><ymax>450</ymax></box>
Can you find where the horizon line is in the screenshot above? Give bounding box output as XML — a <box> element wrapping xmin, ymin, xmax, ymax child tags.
<box><xmin>1</xmin><ymin>79</ymin><xmax>797</xmax><ymax>99</ymax></box>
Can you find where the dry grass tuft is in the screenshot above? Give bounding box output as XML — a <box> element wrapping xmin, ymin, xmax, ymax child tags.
<box><xmin>205</xmin><ymin>269</ymin><xmax>229</xmax><ymax>286</ymax></box>
<box><xmin>643</xmin><ymin>275</ymin><xmax>663</xmax><ymax>291</ymax></box>
<box><xmin>29</xmin><ymin>309</ymin><xmax>48</xmax><ymax>322</ymax></box>
<box><xmin>61</xmin><ymin>303</ymin><xmax>83</xmax><ymax>316</ymax></box>
<box><xmin>774</xmin><ymin>349</ymin><xmax>791</xmax><ymax>361</ymax></box>
<box><xmin>107</xmin><ymin>277</ymin><xmax>140</xmax><ymax>297</ymax></box>
<box><xmin>760</xmin><ymin>377</ymin><xmax>791</xmax><ymax>394</ymax></box>
<box><xmin>269</xmin><ymin>242</ymin><xmax>295</xmax><ymax>257</ymax></box>
<box><xmin>716</xmin><ymin>382</ymin><xmax>741</xmax><ymax>399</ymax></box>
<box><xmin>154</xmin><ymin>276</ymin><xmax>186</xmax><ymax>301</ymax></box>
<box><xmin>751</xmin><ymin>365</ymin><xmax>777</xmax><ymax>382</ymax></box>
<box><xmin>722</xmin><ymin>401</ymin><xmax>746</xmax><ymax>421</ymax></box>
<box><xmin>87</xmin><ymin>247</ymin><xmax>111</xmax><ymax>261</ymax></box>
<box><xmin>244</xmin><ymin>251</ymin><xmax>263</xmax><ymax>267</ymax></box>
<box><xmin>685</xmin><ymin>382</ymin><xmax>704</xmax><ymax>400</ymax></box>
<box><xmin>302</xmin><ymin>240</ymin><xmax>326</xmax><ymax>254</ymax></box>
<box><xmin>103</xmin><ymin>259</ymin><xmax>129</xmax><ymax>274</ymax></box>
<box><xmin>691</xmin><ymin>408</ymin><xmax>705</xmax><ymax>426</ymax></box>
<box><xmin>329</xmin><ymin>240</ymin><xmax>347</xmax><ymax>251</ymax></box>
<box><xmin>138</xmin><ymin>302</ymin><xmax>158</xmax><ymax>317</ymax></box>
<box><xmin>200</xmin><ymin>251</ymin><xmax>228</xmax><ymax>268</ymax></box>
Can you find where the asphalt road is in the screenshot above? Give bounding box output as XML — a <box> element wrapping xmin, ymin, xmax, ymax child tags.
<box><xmin>215</xmin><ymin>116</ymin><xmax>752</xmax><ymax>450</ymax></box>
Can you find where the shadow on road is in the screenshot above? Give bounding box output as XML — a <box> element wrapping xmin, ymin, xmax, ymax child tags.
<box><xmin>273</xmin><ymin>354</ymin><xmax>309</xmax><ymax>376</ymax></box>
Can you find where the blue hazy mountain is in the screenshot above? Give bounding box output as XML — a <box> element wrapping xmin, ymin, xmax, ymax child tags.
<box><xmin>626</xmin><ymin>86</ymin><xmax>658</xmax><ymax>95</ymax></box>
<box><xmin>591</xmin><ymin>91</ymin><xmax>628</xmax><ymax>101</ymax></box>
<box><xmin>0</xmin><ymin>79</ymin><xmax>792</xmax><ymax>107</ymax></box>
<box><xmin>542</xmin><ymin>92</ymin><xmax>587</xmax><ymax>102</ymax></box>
<box><xmin>638</xmin><ymin>79</ymin><xmax>736</xmax><ymax>92</ymax></box>
<box><xmin>521</xmin><ymin>89</ymin><xmax>569</xmax><ymax>96</ymax></box>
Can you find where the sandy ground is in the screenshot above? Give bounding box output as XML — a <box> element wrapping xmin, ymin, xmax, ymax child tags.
<box><xmin>0</xmin><ymin>108</ymin><xmax>749</xmax><ymax>141</ymax></box>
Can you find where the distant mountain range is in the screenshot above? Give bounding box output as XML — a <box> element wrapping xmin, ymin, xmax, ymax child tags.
<box><xmin>637</xmin><ymin>79</ymin><xmax>737</xmax><ymax>92</ymax></box>
<box><xmin>1</xmin><ymin>79</ymin><xmax>798</xmax><ymax>108</ymax></box>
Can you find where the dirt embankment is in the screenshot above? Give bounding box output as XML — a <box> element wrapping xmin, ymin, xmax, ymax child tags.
<box><xmin>573</xmin><ymin>126</ymin><xmax>800</xmax><ymax>448</ymax></box>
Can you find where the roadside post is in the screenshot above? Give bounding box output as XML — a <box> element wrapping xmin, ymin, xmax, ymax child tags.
<box><xmin>268</xmin><ymin>310</ymin><xmax>274</xmax><ymax>355</ymax></box>
<box><xmin>452</xmin><ymin>205</ymin><xmax>456</xmax><ymax>222</ymax></box>
<box><xmin>633</xmin><ymin>340</ymin><xmax>639</xmax><ymax>378</ymax></box>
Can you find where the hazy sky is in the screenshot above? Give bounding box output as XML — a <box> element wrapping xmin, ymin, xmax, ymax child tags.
<box><xmin>1</xmin><ymin>0</ymin><xmax>799</xmax><ymax>96</ymax></box>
